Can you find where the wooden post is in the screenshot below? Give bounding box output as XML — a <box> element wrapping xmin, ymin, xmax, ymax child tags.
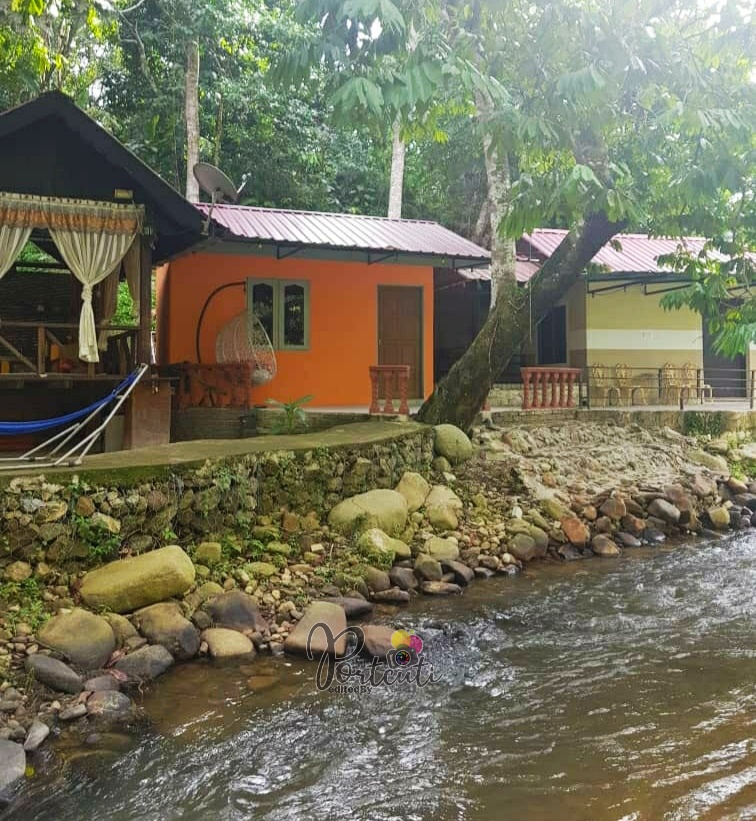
<box><xmin>36</xmin><ymin>325</ymin><xmax>46</xmax><ymax>375</ymax></box>
<box><xmin>138</xmin><ymin>231</ymin><xmax>153</xmax><ymax>365</ymax></box>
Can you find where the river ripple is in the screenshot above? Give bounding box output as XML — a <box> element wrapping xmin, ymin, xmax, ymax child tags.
<box><xmin>5</xmin><ymin>535</ymin><xmax>755</xmax><ymax>821</ymax></box>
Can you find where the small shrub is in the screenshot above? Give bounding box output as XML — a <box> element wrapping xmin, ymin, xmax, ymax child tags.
<box><xmin>0</xmin><ymin>578</ymin><xmax>49</xmax><ymax>632</ymax></box>
<box><xmin>266</xmin><ymin>395</ymin><xmax>314</xmax><ymax>434</ymax></box>
<box><xmin>71</xmin><ymin>514</ymin><xmax>121</xmax><ymax>563</ymax></box>
<box><xmin>682</xmin><ymin>411</ymin><xmax>726</xmax><ymax>438</ymax></box>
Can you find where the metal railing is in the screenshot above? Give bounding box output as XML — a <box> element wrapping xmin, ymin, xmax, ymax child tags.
<box><xmin>583</xmin><ymin>363</ymin><xmax>754</xmax><ymax>408</ymax></box>
<box><xmin>500</xmin><ymin>363</ymin><xmax>755</xmax><ymax>411</ymax></box>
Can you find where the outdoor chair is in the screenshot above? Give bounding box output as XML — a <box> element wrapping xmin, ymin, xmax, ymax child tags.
<box><xmin>588</xmin><ymin>363</ymin><xmax>608</xmax><ymax>406</ymax></box>
<box><xmin>613</xmin><ymin>363</ymin><xmax>632</xmax><ymax>405</ymax></box>
<box><xmin>660</xmin><ymin>362</ymin><xmax>680</xmax><ymax>404</ymax></box>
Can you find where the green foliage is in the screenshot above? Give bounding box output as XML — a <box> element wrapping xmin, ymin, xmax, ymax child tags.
<box><xmin>161</xmin><ymin>526</ymin><xmax>178</xmax><ymax>544</ymax></box>
<box><xmin>358</xmin><ymin>545</ymin><xmax>394</xmax><ymax>570</ymax></box>
<box><xmin>266</xmin><ymin>395</ymin><xmax>314</xmax><ymax>434</ymax></box>
<box><xmin>1</xmin><ymin>0</ymin><xmax>753</xmax><ymax>349</ymax></box>
<box><xmin>682</xmin><ymin>412</ymin><xmax>727</xmax><ymax>439</ymax></box>
<box><xmin>17</xmin><ymin>242</ymin><xmax>53</xmax><ymax>264</ymax></box>
<box><xmin>0</xmin><ymin>578</ymin><xmax>48</xmax><ymax>632</ymax></box>
<box><xmin>113</xmin><ymin>281</ymin><xmax>137</xmax><ymax>327</ymax></box>
<box><xmin>71</xmin><ymin>513</ymin><xmax>121</xmax><ymax>562</ymax></box>
<box><xmin>729</xmin><ymin>457</ymin><xmax>756</xmax><ymax>482</ymax></box>
<box><xmin>659</xmin><ymin>236</ymin><xmax>755</xmax><ymax>359</ymax></box>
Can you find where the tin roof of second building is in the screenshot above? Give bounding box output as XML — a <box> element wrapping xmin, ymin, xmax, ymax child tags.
<box><xmin>197</xmin><ymin>203</ymin><xmax>491</xmax><ymax>268</ymax></box>
<box><xmin>458</xmin><ymin>229</ymin><xmax>718</xmax><ymax>284</ymax></box>
<box><xmin>522</xmin><ymin>229</ymin><xmax>709</xmax><ymax>276</ymax></box>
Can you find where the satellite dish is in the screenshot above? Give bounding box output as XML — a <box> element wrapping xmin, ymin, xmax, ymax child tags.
<box><xmin>193</xmin><ymin>162</ymin><xmax>243</xmax><ymax>204</ymax></box>
<box><xmin>193</xmin><ymin>162</ymin><xmax>248</xmax><ymax>233</ymax></box>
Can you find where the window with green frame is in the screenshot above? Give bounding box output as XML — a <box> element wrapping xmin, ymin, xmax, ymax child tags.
<box><xmin>247</xmin><ymin>279</ymin><xmax>310</xmax><ymax>350</ymax></box>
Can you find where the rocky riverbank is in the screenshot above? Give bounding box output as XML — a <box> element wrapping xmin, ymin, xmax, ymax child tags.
<box><xmin>0</xmin><ymin>418</ymin><xmax>755</xmax><ymax>795</ymax></box>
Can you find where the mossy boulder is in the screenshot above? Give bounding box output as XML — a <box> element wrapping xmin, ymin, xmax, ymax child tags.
<box><xmin>395</xmin><ymin>472</ymin><xmax>431</xmax><ymax>513</ymax></box>
<box><xmin>591</xmin><ymin>535</ymin><xmax>620</xmax><ymax>557</ymax></box>
<box><xmin>426</xmin><ymin>484</ymin><xmax>463</xmax><ymax>510</ymax></box>
<box><xmin>195</xmin><ymin>542</ymin><xmax>222</xmax><ymax>566</ymax></box>
<box><xmin>414</xmin><ymin>554</ymin><xmax>443</xmax><ymax>581</ymax></box>
<box><xmin>328</xmin><ymin>489</ymin><xmax>408</xmax><ymax>536</ymax></box>
<box><xmin>101</xmin><ymin>612</ymin><xmax>140</xmax><ymax>648</ymax></box>
<box><xmin>422</xmin><ymin>536</ymin><xmax>460</xmax><ymax>563</ymax></box>
<box><xmin>201</xmin><ymin>628</ymin><xmax>255</xmax><ymax>659</ymax></box>
<box><xmin>132</xmin><ymin>602</ymin><xmax>200</xmax><ymax>660</ymax></box>
<box><xmin>357</xmin><ymin>528</ymin><xmax>411</xmax><ymax>565</ymax></box>
<box><xmin>246</xmin><ymin>562</ymin><xmax>278</xmax><ymax>579</ymax></box>
<box><xmin>706</xmin><ymin>505</ymin><xmax>731</xmax><ymax>530</ymax></box>
<box><xmin>4</xmin><ymin>562</ymin><xmax>31</xmax><ymax>582</ymax></box>
<box><xmin>508</xmin><ymin>533</ymin><xmax>540</xmax><ymax>562</ymax></box>
<box><xmin>427</xmin><ymin>505</ymin><xmax>458</xmax><ymax>530</ymax></box>
<box><xmin>79</xmin><ymin>545</ymin><xmax>196</xmax><ymax>614</ymax></box>
<box><xmin>688</xmin><ymin>449</ymin><xmax>728</xmax><ymax>473</ymax></box>
<box><xmin>37</xmin><ymin>608</ymin><xmax>115</xmax><ymax>669</ymax></box>
<box><xmin>528</xmin><ymin>526</ymin><xmax>549</xmax><ymax>552</ymax></box>
<box><xmin>540</xmin><ymin>498</ymin><xmax>571</xmax><ymax>521</ymax></box>
<box><xmin>433</xmin><ymin>425</ymin><xmax>473</xmax><ymax>464</ymax></box>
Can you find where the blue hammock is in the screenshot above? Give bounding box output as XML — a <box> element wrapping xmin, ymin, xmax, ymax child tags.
<box><xmin>0</xmin><ymin>370</ymin><xmax>140</xmax><ymax>436</ymax></box>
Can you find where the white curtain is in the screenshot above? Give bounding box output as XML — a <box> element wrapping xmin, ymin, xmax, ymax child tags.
<box><xmin>0</xmin><ymin>224</ymin><xmax>32</xmax><ymax>281</ymax></box>
<box><xmin>1</xmin><ymin>192</ymin><xmax>142</xmax><ymax>363</ymax></box>
<box><xmin>51</xmin><ymin>229</ymin><xmax>136</xmax><ymax>362</ymax></box>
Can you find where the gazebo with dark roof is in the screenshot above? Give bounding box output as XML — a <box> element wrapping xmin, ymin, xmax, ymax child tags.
<box><xmin>0</xmin><ymin>91</ymin><xmax>203</xmax><ymax>373</ymax></box>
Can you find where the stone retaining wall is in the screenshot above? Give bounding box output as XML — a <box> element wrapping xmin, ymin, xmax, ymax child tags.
<box><xmin>488</xmin><ymin>406</ymin><xmax>756</xmax><ymax>433</ymax></box>
<box><xmin>1</xmin><ymin>427</ymin><xmax>434</xmax><ymax>564</ymax></box>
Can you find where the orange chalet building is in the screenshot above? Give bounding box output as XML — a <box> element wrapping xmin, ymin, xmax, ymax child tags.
<box><xmin>157</xmin><ymin>204</ymin><xmax>490</xmax><ymax>409</ymax></box>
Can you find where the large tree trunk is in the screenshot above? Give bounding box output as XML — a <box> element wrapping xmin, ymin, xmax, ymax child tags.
<box><xmin>184</xmin><ymin>39</ymin><xmax>200</xmax><ymax>202</ymax></box>
<box><xmin>472</xmin><ymin>196</ymin><xmax>491</xmax><ymax>248</ymax></box>
<box><xmin>388</xmin><ymin>120</ymin><xmax>406</xmax><ymax>219</ymax></box>
<box><xmin>481</xmin><ymin>135</ymin><xmax>516</xmax><ymax>304</ymax></box>
<box><xmin>416</xmin><ymin>211</ymin><xmax>626</xmax><ymax>429</ymax></box>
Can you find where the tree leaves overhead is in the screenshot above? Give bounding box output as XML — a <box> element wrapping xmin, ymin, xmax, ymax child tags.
<box><xmin>0</xmin><ymin>0</ymin><xmax>751</xmax><ymax>337</ymax></box>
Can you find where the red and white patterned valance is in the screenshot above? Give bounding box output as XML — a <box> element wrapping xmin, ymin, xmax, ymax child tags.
<box><xmin>0</xmin><ymin>192</ymin><xmax>143</xmax><ymax>235</ymax></box>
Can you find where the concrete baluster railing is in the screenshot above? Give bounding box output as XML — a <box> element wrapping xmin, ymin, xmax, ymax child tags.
<box><xmin>521</xmin><ymin>367</ymin><xmax>581</xmax><ymax>409</ymax></box>
<box><xmin>369</xmin><ymin>365</ymin><xmax>410</xmax><ymax>415</ymax></box>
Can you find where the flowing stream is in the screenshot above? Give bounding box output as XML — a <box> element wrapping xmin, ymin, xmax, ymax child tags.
<box><xmin>5</xmin><ymin>535</ymin><xmax>755</xmax><ymax>821</ymax></box>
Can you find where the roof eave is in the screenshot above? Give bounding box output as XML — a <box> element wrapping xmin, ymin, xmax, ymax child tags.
<box><xmin>172</xmin><ymin>235</ymin><xmax>491</xmax><ymax>269</ymax></box>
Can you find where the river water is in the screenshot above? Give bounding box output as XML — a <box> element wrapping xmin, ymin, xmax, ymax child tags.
<box><xmin>5</xmin><ymin>535</ymin><xmax>755</xmax><ymax>821</ymax></box>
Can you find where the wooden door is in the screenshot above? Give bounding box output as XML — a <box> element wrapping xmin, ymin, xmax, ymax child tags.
<box><xmin>378</xmin><ymin>286</ymin><xmax>423</xmax><ymax>398</ymax></box>
<box><xmin>703</xmin><ymin>317</ymin><xmax>746</xmax><ymax>398</ymax></box>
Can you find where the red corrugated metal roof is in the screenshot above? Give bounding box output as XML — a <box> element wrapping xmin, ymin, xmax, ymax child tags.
<box><xmin>197</xmin><ymin>203</ymin><xmax>490</xmax><ymax>265</ymax></box>
<box><xmin>522</xmin><ymin>229</ymin><xmax>708</xmax><ymax>277</ymax></box>
<box><xmin>459</xmin><ymin>230</ymin><xmax>714</xmax><ymax>283</ymax></box>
